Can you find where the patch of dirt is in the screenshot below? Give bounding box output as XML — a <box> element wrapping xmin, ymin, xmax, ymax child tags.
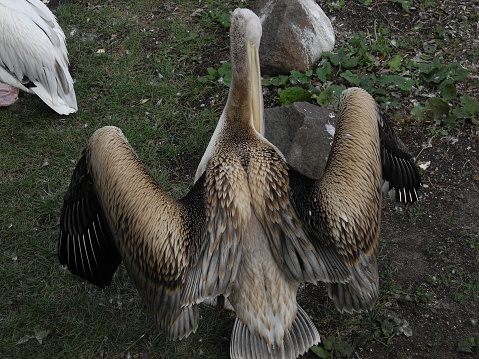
<box><xmin>372</xmin><ymin>123</ymin><xmax>479</xmax><ymax>359</ymax></box>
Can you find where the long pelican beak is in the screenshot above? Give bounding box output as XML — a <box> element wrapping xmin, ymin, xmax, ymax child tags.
<box><xmin>248</xmin><ymin>41</ymin><xmax>264</xmax><ymax>136</ymax></box>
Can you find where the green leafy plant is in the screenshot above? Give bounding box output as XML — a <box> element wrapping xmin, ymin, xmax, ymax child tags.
<box><xmin>311</xmin><ymin>337</ymin><xmax>353</xmax><ymax>358</ymax></box>
<box><xmin>278</xmin><ymin>87</ymin><xmax>312</xmax><ymax>105</ymax></box>
<box><xmin>457</xmin><ymin>337</ymin><xmax>479</xmax><ymax>354</ymax></box>
<box><xmin>198</xmin><ymin>61</ymin><xmax>232</xmax><ymax>86</ymax></box>
<box><xmin>391</xmin><ymin>0</ymin><xmax>414</xmax><ymax>12</ymax></box>
<box><xmin>198</xmin><ymin>11</ymin><xmax>478</xmax><ymax>128</ymax></box>
<box><xmin>326</xmin><ymin>1</ymin><xmax>346</xmax><ymax>11</ymax></box>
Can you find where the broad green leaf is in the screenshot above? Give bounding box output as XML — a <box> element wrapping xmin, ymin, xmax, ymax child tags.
<box><xmin>327</xmin><ymin>50</ymin><xmax>359</xmax><ymax>68</ymax></box>
<box><xmin>456</xmin><ymin>337</ymin><xmax>476</xmax><ymax>353</ymax></box>
<box><xmin>422</xmin><ymin>62</ymin><xmax>469</xmax><ymax>84</ymax></box>
<box><xmin>418</xmin><ymin>62</ymin><xmax>436</xmax><ymax>75</ymax></box>
<box><xmin>197</xmin><ymin>67</ymin><xmax>218</xmax><ymax>83</ymax></box>
<box><xmin>316</xmin><ymin>85</ymin><xmax>347</xmax><ymax>108</ymax></box>
<box><xmin>438</xmin><ymin>80</ymin><xmax>456</xmax><ymax>99</ymax></box>
<box><xmin>391</xmin><ymin>0</ymin><xmax>414</xmax><ymax>11</ymax></box>
<box><xmin>289</xmin><ymin>70</ymin><xmax>310</xmax><ymax>85</ymax></box>
<box><xmin>322</xmin><ymin>337</ymin><xmax>334</xmax><ymax>351</ymax></box>
<box><xmin>340</xmin><ymin>70</ymin><xmax>361</xmax><ymax>86</ymax></box>
<box><xmin>379</xmin><ymin>75</ymin><xmax>415</xmax><ymax>91</ymax></box>
<box><xmin>207</xmin><ymin>67</ymin><xmax>217</xmax><ymax>77</ymax></box>
<box><xmin>446</xmin><ymin>62</ymin><xmax>469</xmax><ymax>82</ymax></box>
<box><xmin>316</xmin><ymin>61</ymin><xmax>333</xmax><ymax>83</ymax></box>
<box><xmin>450</xmin><ymin>95</ymin><xmax>479</xmax><ymax>122</ymax></box>
<box><xmin>411</xmin><ymin>104</ymin><xmax>427</xmax><ymax>121</ymax></box>
<box><xmin>217</xmin><ymin>62</ymin><xmax>231</xmax><ymax>77</ymax></box>
<box><xmin>215</xmin><ymin>13</ymin><xmax>231</xmax><ymax>28</ymax></box>
<box><xmin>310</xmin><ymin>345</ymin><xmax>330</xmax><ymax>358</ymax></box>
<box><xmin>388</xmin><ymin>54</ymin><xmax>403</xmax><ymax>72</ymax></box>
<box><xmin>340</xmin><ymin>72</ymin><xmax>377</xmax><ymax>91</ymax></box>
<box><xmin>425</xmin><ymin>97</ymin><xmax>450</xmax><ymax>120</ymax></box>
<box><xmin>217</xmin><ymin>62</ymin><xmax>231</xmax><ymax>86</ymax></box>
<box><xmin>279</xmin><ymin>87</ymin><xmax>311</xmax><ymax>105</ymax></box>
<box><xmin>423</xmin><ymin>43</ymin><xmax>437</xmax><ymax>54</ymax></box>
<box><xmin>336</xmin><ymin>340</ymin><xmax>353</xmax><ymax>356</ymax></box>
<box><xmin>358</xmin><ymin>73</ymin><xmax>377</xmax><ymax>90</ymax></box>
<box><xmin>262</xmin><ymin>75</ymin><xmax>289</xmax><ymax>87</ymax></box>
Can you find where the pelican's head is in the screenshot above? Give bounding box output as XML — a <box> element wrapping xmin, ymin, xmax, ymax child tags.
<box><xmin>230</xmin><ymin>8</ymin><xmax>262</xmax><ymax>50</ymax></box>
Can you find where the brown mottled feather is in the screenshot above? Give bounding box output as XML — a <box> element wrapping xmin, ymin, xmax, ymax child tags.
<box><xmin>289</xmin><ymin>88</ymin><xmax>384</xmax><ymax>313</ymax></box>
<box><xmin>59</xmin><ymin>126</ymin><xmax>212</xmax><ymax>339</ymax></box>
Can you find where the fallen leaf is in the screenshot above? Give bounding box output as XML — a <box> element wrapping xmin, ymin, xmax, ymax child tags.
<box><xmin>17</xmin><ymin>329</ymin><xmax>50</xmax><ymax>345</ymax></box>
<box><xmin>34</xmin><ymin>328</ymin><xmax>50</xmax><ymax>344</ymax></box>
<box><xmin>17</xmin><ymin>335</ymin><xmax>33</xmax><ymax>345</ymax></box>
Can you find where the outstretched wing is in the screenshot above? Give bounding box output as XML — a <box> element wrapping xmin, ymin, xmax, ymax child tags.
<box><xmin>289</xmin><ymin>88</ymin><xmax>419</xmax><ymax>313</ymax></box>
<box><xmin>58</xmin><ymin>126</ymin><xmax>234</xmax><ymax>340</ymax></box>
<box><xmin>290</xmin><ymin>88</ymin><xmax>422</xmax><ymax>313</ymax></box>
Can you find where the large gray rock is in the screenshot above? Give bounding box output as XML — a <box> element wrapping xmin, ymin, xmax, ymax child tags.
<box><xmin>265</xmin><ymin>102</ymin><xmax>337</xmax><ymax>179</ymax></box>
<box><xmin>253</xmin><ymin>0</ymin><xmax>335</xmax><ymax>75</ymax></box>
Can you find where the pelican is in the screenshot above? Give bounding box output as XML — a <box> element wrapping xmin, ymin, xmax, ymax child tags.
<box><xmin>0</xmin><ymin>0</ymin><xmax>77</xmax><ymax>114</ymax></box>
<box><xmin>58</xmin><ymin>8</ymin><xmax>420</xmax><ymax>359</ymax></box>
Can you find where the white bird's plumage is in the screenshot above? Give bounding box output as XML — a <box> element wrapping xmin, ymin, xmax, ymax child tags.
<box><xmin>0</xmin><ymin>0</ymin><xmax>77</xmax><ymax>114</ymax></box>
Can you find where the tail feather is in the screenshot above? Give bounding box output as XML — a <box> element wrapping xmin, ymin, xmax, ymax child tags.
<box><xmin>230</xmin><ymin>305</ymin><xmax>320</xmax><ymax>359</ymax></box>
<box><xmin>155</xmin><ymin>304</ymin><xmax>198</xmax><ymax>341</ymax></box>
<box><xmin>327</xmin><ymin>250</ymin><xmax>378</xmax><ymax>313</ymax></box>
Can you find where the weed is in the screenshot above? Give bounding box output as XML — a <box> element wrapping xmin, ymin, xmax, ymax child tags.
<box><xmin>381</xmin><ymin>263</ymin><xmax>402</xmax><ymax>292</ymax></box>
<box><xmin>198</xmin><ymin>61</ymin><xmax>232</xmax><ymax>86</ymax></box>
<box><xmin>457</xmin><ymin>337</ymin><xmax>479</xmax><ymax>355</ymax></box>
<box><xmin>311</xmin><ymin>336</ymin><xmax>352</xmax><ymax>358</ymax></box>
<box><xmin>415</xmin><ymin>285</ymin><xmax>435</xmax><ymax>305</ymax></box>
<box><xmin>464</xmin><ymin>234</ymin><xmax>479</xmax><ymax>250</ymax></box>
<box><xmin>326</xmin><ymin>1</ymin><xmax>346</xmax><ymax>11</ymax></box>
<box><xmin>407</xmin><ymin>206</ymin><xmax>423</xmax><ymax>223</ymax></box>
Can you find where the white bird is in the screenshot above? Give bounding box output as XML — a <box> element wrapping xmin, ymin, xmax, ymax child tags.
<box><xmin>0</xmin><ymin>0</ymin><xmax>77</xmax><ymax>115</ymax></box>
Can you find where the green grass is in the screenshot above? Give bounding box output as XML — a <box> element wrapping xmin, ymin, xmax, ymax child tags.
<box><xmin>0</xmin><ymin>1</ymin><xmax>235</xmax><ymax>358</ymax></box>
